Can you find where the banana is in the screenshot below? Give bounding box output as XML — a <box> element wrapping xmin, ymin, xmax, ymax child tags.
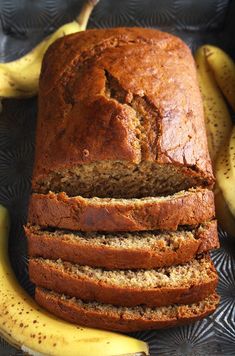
<box><xmin>0</xmin><ymin>205</ymin><xmax>149</xmax><ymax>356</ymax></box>
<box><xmin>214</xmin><ymin>187</ymin><xmax>235</xmax><ymax>238</ymax></box>
<box><xmin>0</xmin><ymin>0</ymin><xmax>98</xmax><ymax>98</ymax></box>
<box><xmin>194</xmin><ymin>47</ymin><xmax>233</xmax><ymax>163</ymax></box>
<box><xmin>203</xmin><ymin>45</ymin><xmax>235</xmax><ymax>111</ymax></box>
<box><xmin>229</xmin><ymin>125</ymin><xmax>235</xmax><ymax>177</ymax></box>
<box><xmin>216</xmin><ymin>126</ymin><xmax>235</xmax><ymax>218</ymax></box>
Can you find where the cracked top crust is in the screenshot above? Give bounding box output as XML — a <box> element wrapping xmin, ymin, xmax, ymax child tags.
<box><xmin>32</xmin><ymin>27</ymin><xmax>214</xmax><ymax>189</ymax></box>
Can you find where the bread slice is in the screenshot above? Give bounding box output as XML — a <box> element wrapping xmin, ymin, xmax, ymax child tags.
<box><xmin>33</xmin><ymin>28</ymin><xmax>214</xmax><ymax>199</ymax></box>
<box><xmin>28</xmin><ymin>188</ymin><xmax>215</xmax><ymax>232</ymax></box>
<box><xmin>26</xmin><ymin>221</ymin><xmax>219</xmax><ymax>269</ymax></box>
<box><xmin>29</xmin><ymin>255</ymin><xmax>218</xmax><ymax>308</ymax></box>
<box><xmin>35</xmin><ymin>288</ymin><xmax>220</xmax><ymax>332</ymax></box>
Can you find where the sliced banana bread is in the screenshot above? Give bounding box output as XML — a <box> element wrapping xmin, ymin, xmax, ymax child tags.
<box><xmin>26</xmin><ymin>221</ymin><xmax>219</xmax><ymax>269</ymax></box>
<box><xmin>32</xmin><ymin>27</ymin><xmax>214</xmax><ymax>199</ymax></box>
<box><xmin>35</xmin><ymin>288</ymin><xmax>220</xmax><ymax>332</ymax></box>
<box><xmin>28</xmin><ymin>188</ymin><xmax>215</xmax><ymax>232</ymax></box>
<box><xmin>29</xmin><ymin>255</ymin><xmax>218</xmax><ymax>308</ymax></box>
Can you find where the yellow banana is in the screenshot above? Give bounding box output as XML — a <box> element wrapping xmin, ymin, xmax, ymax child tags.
<box><xmin>194</xmin><ymin>47</ymin><xmax>233</xmax><ymax>163</ymax></box>
<box><xmin>214</xmin><ymin>187</ymin><xmax>235</xmax><ymax>238</ymax></box>
<box><xmin>0</xmin><ymin>0</ymin><xmax>98</xmax><ymax>98</ymax></box>
<box><xmin>0</xmin><ymin>205</ymin><xmax>149</xmax><ymax>355</ymax></box>
<box><xmin>229</xmin><ymin>124</ymin><xmax>235</xmax><ymax>177</ymax></box>
<box><xmin>203</xmin><ymin>45</ymin><xmax>235</xmax><ymax>111</ymax></box>
<box><xmin>216</xmin><ymin>126</ymin><xmax>235</xmax><ymax>218</ymax></box>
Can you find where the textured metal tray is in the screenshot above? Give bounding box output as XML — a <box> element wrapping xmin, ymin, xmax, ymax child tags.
<box><xmin>0</xmin><ymin>0</ymin><xmax>235</xmax><ymax>355</ymax></box>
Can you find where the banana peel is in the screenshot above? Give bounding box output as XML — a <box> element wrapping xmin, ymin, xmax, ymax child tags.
<box><xmin>229</xmin><ymin>125</ymin><xmax>235</xmax><ymax>178</ymax></box>
<box><xmin>195</xmin><ymin>45</ymin><xmax>235</xmax><ymax>237</ymax></box>
<box><xmin>203</xmin><ymin>45</ymin><xmax>235</xmax><ymax>112</ymax></box>
<box><xmin>0</xmin><ymin>0</ymin><xmax>98</xmax><ymax>98</ymax></box>
<box><xmin>214</xmin><ymin>187</ymin><xmax>235</xmax><ymax>238</ymax></box>
<box><xmin>216</xmin><ymin>127</ymin><xmax>235</xmax><ymax>218</ymax></box>
<box><xmin>0</xmin><ymin>22</ymin><xmax>81</xmax><ymax>97</ymax></box>
<box><xmin>194</xmin><ymin>47</ymin><xmax>233</xmax><ymax>163</ymax></box>
<box><xmin>0</xmin><ymin>205</ymin><xmax>149</xmax><ymax>356</ymax></box>
<box><xmin>216</xmin><ymin>125</ymin><xmax>235</xmax><ymax>220</ymax></box>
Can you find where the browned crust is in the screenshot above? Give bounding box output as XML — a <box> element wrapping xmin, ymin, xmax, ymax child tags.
<box><xmin>32</xmin><ymin>27</ymin><xmax>214</xmax><ymax>189</ymax></box>
<box><xmin>35</xmin><ymin>288</ymin><xmax>220</xmax><ymax>332</ymax></box>
<box><xmin>25</xmin><ymin>221</ymin><xmax>219</xmax><ymax>269</ymax></box>
<box><xmin>28</xmin><ymin>189</ymin><xmax>215</xmax><ymax>232</ymax></box>
<box><xmin>29</xmin><ymin>257</ymin><xmax>218</xmax><ymax>308</ymax></box>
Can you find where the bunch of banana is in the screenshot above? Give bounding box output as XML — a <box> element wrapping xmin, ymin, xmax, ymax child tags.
<box><xmin>0</xmin><ymin>205</ymin><xmax>149</xmax><ymax>356</ymax></box>
<box><xmin>195</xmin><ymin>45</ymin><xmax>235</xmax><ymax>237</ymax></box>
<box><xmin>0</xmin><ymin>0</ymin><xmax>99</xmax><ymax>98</ymax></box>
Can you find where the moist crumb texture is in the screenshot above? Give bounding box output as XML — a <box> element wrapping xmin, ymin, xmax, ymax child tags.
<box><xmin>27</xmin><ymin>221</ymin><xmax>217</xmax><ymax>250</ymax></box>
<box><xmin>26</xmin><ymin>221</ymin><xmax>219</xmax><ymax>269</ymax></box>
<box><xmin>34</xmin><ymin>161</ymin><xmax>210</xmax><ymax>198</ymax></box>
<box><xmin>29</xmin><ymin>226</ymin><xmax>196</xmax><ymax>249</ymax></box>
<box><xmin>32</xmin><ymin>27</ymin><xmax>214</xmax><ymax>198</ymax></box>
<box><xmin>31</xmin><ymin>255</ymin><xmax>216</xmax><ymax>289</ymax></box>
<box><xmin>47</xmin><ymin>290</ymin><xmax>219</xmax><ymax>318</ymax></box>
<box><xmin>29</xmin><ymin>255</ymin><xmax>218</xmax><ymax>307</ymax></box>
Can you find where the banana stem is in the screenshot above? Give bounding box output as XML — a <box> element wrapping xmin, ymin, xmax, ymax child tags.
<box><xmin>76</xmin><ymin>0</ymin><xmax>99</xmax><ymax>30</ymax></box>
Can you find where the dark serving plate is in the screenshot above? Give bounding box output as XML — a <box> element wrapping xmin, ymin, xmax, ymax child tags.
<box><xmin>0</xmin><ymin>0</ymin><xmax>235</xmax><ymax>355</ymax></box>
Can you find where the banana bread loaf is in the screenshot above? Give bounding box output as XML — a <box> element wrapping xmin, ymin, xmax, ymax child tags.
<box><xmin>32</xmin><ymin>27</ymin><xmax>214</xmax><ymax>199</ymax></box>
<box><xmin>28</xmin><ymin>188</ymin><xmax>215</xmax><ymax>232</ymax></box>
<box><xmin>26</xmin><ymin>221</ymin><xmax>219</xmax><ymax>269</ymax></box>
<box><xmin>35</xmin><ymin>288</ymin><xmax>220</xmax><ymax>332</ymax></box>
<box><xmin>27</xmin><ymin>27</ymin><xmax>218</xmax><ymax>332</ymax></box>
<box><xmin>29</xmin><ymin>255</ymin><xmax>218</xmax><ymax>308</ymax></box>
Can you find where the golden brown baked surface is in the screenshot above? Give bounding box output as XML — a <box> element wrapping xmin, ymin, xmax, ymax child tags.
<box><xmin>32</xmin><ymin>27</ymin><xmax>214</xmax><ymax>198</ymax></box>
<box><xmin>26</xmin><ymin>221</ymin><xmax>219</xmax><ymax>269</ymax></box>
<box><xmin>28</xmin><ymin>188</ymin><xmax>215</xmax><ymax>232</ymax></box>
<box><xmin>35</xmin><ymin>288</ymin><xmax>219</xmax><ymax>332</ymax></box>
